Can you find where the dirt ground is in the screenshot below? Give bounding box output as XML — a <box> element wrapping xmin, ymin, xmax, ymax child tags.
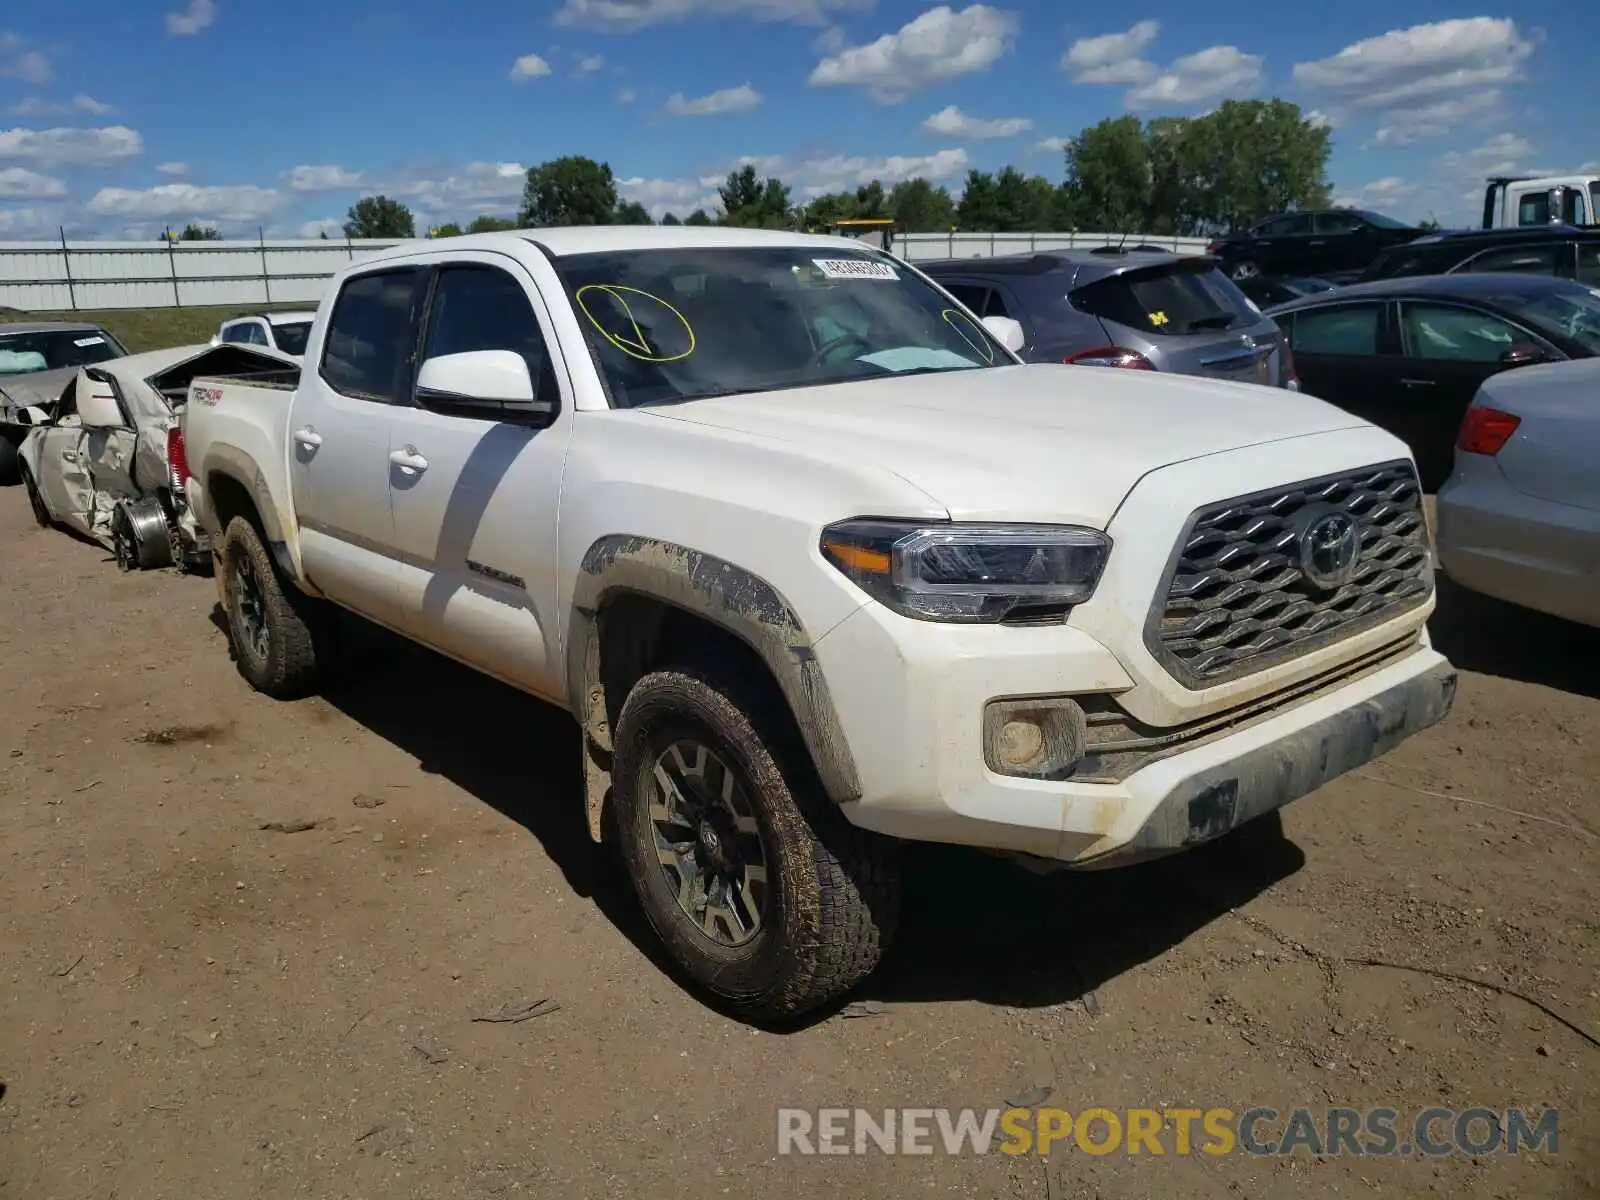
<box><xmin>1</xmin><ymin>487</ymin><xmax>1596</xmax><ymax>1200</ymax></box>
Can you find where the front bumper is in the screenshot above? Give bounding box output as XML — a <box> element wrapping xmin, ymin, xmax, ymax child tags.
<box><xmin>815</xmin><ymin>601</ymin><xmax>1455</xmax><ymax>865</ymax></box>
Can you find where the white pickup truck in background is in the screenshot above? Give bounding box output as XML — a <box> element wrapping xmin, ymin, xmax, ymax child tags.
<box><xmin>180</xmin><ymin>227</ymin><xmax>1457</xmax><ymax>1021</ymax></box>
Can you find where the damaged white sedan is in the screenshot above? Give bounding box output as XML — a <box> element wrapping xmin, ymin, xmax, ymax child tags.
<box><xmin>17</xmin><ymin>341</ymin><xmax>296</xmax><ymax>572</ymax></box>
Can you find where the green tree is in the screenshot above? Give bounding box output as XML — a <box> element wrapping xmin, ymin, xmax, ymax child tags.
<box><xmin>430</xmin><ymin>222</ymin><xmax>464</xmax><ymax>238</ymax></box>
<box><xmin>718</xmin><ymin>164</ymin><xmax>792</xmax><ymax>228</ymax></box>
<box><xmin>683</xmin><ymin>209</ymin><xmax>713</xmax><ymax>226</ymax></box>
<box><xmin>180</xmin><ymin>223</ymin><xmax>222</xmax><ymax>240</ymax></box>
<box><xmin>887</xmin><ymin>178</ymin><xmax>955</xmax><ymax>232</ymax></box>
<box><xmin>1060</xmin><ymin>115</ymin><xmax>1152</xmax><ymax>234</ymax></box>
<box><xmin>660</xmin><ymin>212</ymin><xmax>683</xmax><ymax>226</ymax></box>
<box><xmin>956</xmin><ymin>170</ymin><xmax>1002</xmax><ymax>230</ymax></box>
<box><xmin>992</xmin><ymin>166</ymin><xmax>1058</xmax><ymax>232</ymax></box>
<box><xmin>344</xmin><ymin>195</ymin><xmax>416</xmax><ymax>239</ymax></box>
<box><xmin>466</xmin><ymin>214</ymin><xmax>517</xmax><ymax>233</ymax></box>
<box><xmin>614</xmin><ymin>199</ymin><xmax>653</xmax><ymax>224</ymax></box>
<box><xmin>799</xmin><ymin>190</ymin><xmax>858</xmax><ymax>231</ymax></box>
<box><xmin>521</xmin><ymin>156</ymin><xmax>618</xmax><ymax>227</ymax></box>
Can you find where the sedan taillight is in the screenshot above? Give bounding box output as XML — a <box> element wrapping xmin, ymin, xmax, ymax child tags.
<box><xmin>1064</xmin><ymin>346</ymin><xmax>1156</xmax><ymax>369</ymax></box>
<box><xmin>1456</xmin><ymin>406</ymin><xmax>1521</xmax><ymax>456</ymax></box>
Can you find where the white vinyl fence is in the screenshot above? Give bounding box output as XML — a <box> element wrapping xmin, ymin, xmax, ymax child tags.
<box><xmin>0</xmin><ymin>230</ymin><xmax>1213</xmax><ymax>313</ymax></box>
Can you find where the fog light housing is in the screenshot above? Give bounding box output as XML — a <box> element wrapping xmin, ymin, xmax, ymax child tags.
<box><xmin>982</xmin><ymin>697</ymin><xmax>1087</xmax><ymax>781</ymax></box>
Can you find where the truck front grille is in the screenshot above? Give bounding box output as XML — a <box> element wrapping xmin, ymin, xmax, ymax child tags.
<box><xmin>1147</xmin><ymin>460</ymin><xmax>1432</xmax><ymax>689</ymax></box>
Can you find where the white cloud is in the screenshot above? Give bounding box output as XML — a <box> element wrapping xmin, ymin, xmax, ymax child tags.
<box><xmin>1062</xmin><ymin>20</ymin><xmax>1158</xmax><ymax>85</ymax></box>
<box><xmin>0</xmin><ymin>208</ymin><xmax>50</xmax><ymax>236</ymax></box>
<box><xmin>1438</xmin><ymin>132</ymin><xmax>1535</xmax><ymax>179</ymax></box>
<box><xmin>811</xmin><ymin>24</ymin><xmax>847</xmax><ymax>53</ymax></box>
<box><xmin>578</xmin><ymin>53</ymin><xmax>605</xmax><ymax>72</ymax></box>
<box><xmin>554</xmin><ymin>0</ymin><xmax>870</xmax><ymax>32</ymax></box>
<box><xmin>156</xmin><ymin>161</ymin><xmax>189</xmax><ymax>176</ymax></box>
<box><xmin>920</xmin><ymin>105</ymin><xmax>1030</xmax><ymax>139</ymax></box>
<box><xmin>1035</xmin><ymin>136</ymin><xmax>1071</xmax><ymax>153</ymax></box>
<box><xmin>808</xmin><ymin>5</ymin><xmax>1018</xmax><ymax>104</ymax></box>
<box><xmin>283</xmin><ymin>164</ymin><xmax>365</xmax><ymax>191</ymax></box>
<box><xmin>0</xmin><ymin>33</ymin><xmax>51</xmax><ymax>83</ymax></box>
<box><xmin>88</xmin><ymin>182</ymin><xmax>284</xmax><ymax>224</ymax></box>
<box><xmin>510</xmin><ymin>54</ymin><xmax>552</xmax><ymax>81</ymax></box>
<box><xmin>8</xmin><ymin>93</ymin><xmax>116</xmax><ymax>118</ymax></box>
<box><xmin>615</xmin><ymin>86</ymin><xmax>637</xmax><ymax>104</ymax></box>
<box><xmin>0</xmin><ymin>125</ymin><xmax>143</xmax><ymax>168</ymax></box>
<box><xmin>0</xmin><ymin>166</ymin><xmax>67</xmax><ymax>198</ymax></box>
<box><xmin>380</xmin><ymin>161</ymin><xmax>527</xmax><ymax>217</ymax></box>
<box><xmin>166</xmin><ymin>0</ymin><xmax>217</xmax><ymax>35</ymax></box>
<box><xmin>1370</xmin><ymin>90</ymin><xmax>1498</xmax><ymax>147</ymax></box>
<box><xmin>618</xmin><ymin>175</ymin><xmax>721</xmax><ymax>220</ymax></box>
<box><xmin>1305</xmin><ymin>109</ymin><xmax>1335</xmax><ymax>130</ymax></box>
<box><xmin>1332</xmin><ymin>176</ymin><xmax>1417</xmax><ymax>212</ymax></box>
<box><xmin>299</xmin><ymin>218</ymin><xmax>344</xmax><ymax>239</ymax></box>
<box><xmin>1294</xmin><ymin>18</ymin><xmax>1532</xmax><ymax>146</ymax></box>
<box><xmin>663</xmin><ymin>84</ymin><xmax>763</xmax><ymax>116</ymax></box>
<box><xmin>1126</xmin><ymin>44</ymin><xmax>1263</xmax><ymax>109</ymax></box>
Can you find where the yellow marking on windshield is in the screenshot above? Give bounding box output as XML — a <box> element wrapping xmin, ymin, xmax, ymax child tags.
<box><xmin>575</xmin><ymin>284</ymin><xmax>696</xmax><ymax>363</ymax></box>
<box><xmin>941</xmin><ymin>308</ymin><xmax>997</xmax><ymax>364</ymax></box>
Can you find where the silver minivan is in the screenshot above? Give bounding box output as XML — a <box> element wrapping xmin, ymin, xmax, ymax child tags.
<box><xmin>920</xmin><ymin>248</ymin><xmax>1298</xmax><ymax>389</ymax></box>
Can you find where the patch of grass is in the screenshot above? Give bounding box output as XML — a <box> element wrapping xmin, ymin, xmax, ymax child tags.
<box><xmin>10</xmin><ymin>305</ymin><xmax>311</xmax><ymax>353</ymax></box>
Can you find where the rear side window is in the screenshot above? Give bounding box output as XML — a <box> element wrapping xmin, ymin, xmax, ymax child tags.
<box><xmin>1289</xmin><ymin>304</ymin><xmax>1382</xmax><ymax>355</ymax></box>
<box><xmin>270</xmin><ymin>321</ymin><xmax>311</xmax><ymax>356</ymax></box>
<box><xmin>320</xmin><ymin>268</ymin><xmax>428</xmax><ymax>403</ymax></box>
<box><xmin>1071</xmin><ymin>263</ymin><xmax>1259</xmax><ymax>337</ymax></box>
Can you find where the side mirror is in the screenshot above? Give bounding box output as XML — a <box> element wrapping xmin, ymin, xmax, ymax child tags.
<box><xmin>981</xmin><ymin>315</ymin><xmax>1026</xmax><ymax>353</ymax></box>
<box><xmin>16</xmin><ymin>405</ymin><xmax>51</xmax><ymax>425</ymax></box>
<box><xmin>1499</xmin><ymin>343</ymin><xmax>1548</xmax><ymax>367</ymax></box>
<box><xmin>75</xmin><ymin>376</ymin><xmax>125</xmax><ymax>429</ymax></box>
<box><xmin>415</xmin><ymin>350</ymin><xmax>552</xmax><ymax>423</ymax></box>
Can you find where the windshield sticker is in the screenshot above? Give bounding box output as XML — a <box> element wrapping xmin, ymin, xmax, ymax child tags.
<box><xmin>940</xmin><ymin>308</ymin><xmax>998</xmax><ymax>364</ymax></box>
<box><xmin>812</xmin><ymin>258</ymin><xmax>899</xmax><ymax>281</ymax></box>
<box><xmin>574</xmin><ymin>284</ymin><xmax>696</xmax><ymax>363</ymax></box>
<box><xmin>74</xmin><ymin>335</ymin><xmax>107</xmax><ymax>347</ymax></box>
<box><xmin>1148</xmin><ymin>311</ymin><xmax>1169</xmax><ymax>327</ymax></box>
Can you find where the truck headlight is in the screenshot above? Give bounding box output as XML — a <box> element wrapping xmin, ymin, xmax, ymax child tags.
<box><xmin>820</xmin><ymin>519</ymin><xmax>1111</xmax><ymax>623</ymax></box>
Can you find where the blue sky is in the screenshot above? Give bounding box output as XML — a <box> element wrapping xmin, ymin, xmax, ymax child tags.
<box><xmin>1</xmin><ymin>0</ymin><xmax>1596</xmax><ymax>239</ymax></box>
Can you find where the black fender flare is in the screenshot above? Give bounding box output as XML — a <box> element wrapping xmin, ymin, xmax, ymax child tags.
<box><xmin>566</xmin><ymin>535</ymin><xmax>862</xmax><ymax>839</ymax></box>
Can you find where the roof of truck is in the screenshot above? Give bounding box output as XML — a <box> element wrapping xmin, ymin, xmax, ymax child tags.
<box><xmin>352</xmin><ymin>226</ymin><xmax>872</xmax><ymax>266</ymax></box>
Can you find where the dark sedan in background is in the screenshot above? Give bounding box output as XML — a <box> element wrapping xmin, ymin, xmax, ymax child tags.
<box><xmin>1206</xmin><ymin>209</ymin><xmax>1424</xmax><ymax>283</ymax></box>
<box><xmin>1357</xmin><ymin>225</ymin><xmax>1600</xmax><ymax>285</ymax></box>
<box><xmin>1267</xmin><ymin>273</ymin><xmax>1600</xmax><ymax>490</ymax></box>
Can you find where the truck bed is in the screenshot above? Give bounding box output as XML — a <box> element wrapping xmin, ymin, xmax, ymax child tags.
<box><xmin>181</xmin><ymin>371</ymin><xmax>304</xmax><ymax>561</ymax></box>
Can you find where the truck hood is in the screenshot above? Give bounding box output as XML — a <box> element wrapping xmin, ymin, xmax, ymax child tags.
<box><xmin>646</xmin><ymin>364</ymin><xmax>1371</xmax><ymax>526</ymax></box>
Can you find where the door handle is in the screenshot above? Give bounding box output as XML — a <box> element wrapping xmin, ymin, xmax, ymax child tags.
<box><xmin>1400</xmin><ymin>378</ymin><xmax>1436</xmax><ymax>387</ymax></box>
<box><xmin>389</xmin><ymin>446</ymin><xmax>429</xmax><ymax>473</ymax></box>
<box><xmin>1309</xmin><ymin>240</ymin><xmax>1326</xmax><ymax>246</ymax></box>
<box><xmin>293</xmin><ymin>427</ymin><xmax>323</xmax><ymax>449</ymax></box>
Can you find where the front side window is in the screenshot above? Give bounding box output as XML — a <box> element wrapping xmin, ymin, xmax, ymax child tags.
<box><xmin>553</xmin><ymin>246</ymin><xmax>1008</xmax><ymax>409</ymax></box>
<box><xmin>1289</xmin><ymin>304</ymin><xmax>1383</xmax><ymax>356</ymax></box>
<box><xmin>320</xmin><ymin>268</ymin><xmax>427</xmax><ymax>403</ymax></box>
<box><xmin>1316</xmin><ymin>212</ymin><xmax>1363</xmax><ymax>234</ymax></box>
<box><xmin>0</xmin><ymin>327</ymin><xmax>127</xmax><ymax>375</ymax></box>
<box><xmin>938</xmin><ymin>282</ymin><xmax>993</xmax><ymax>316</ymax></box>
<box><xmin>1399</xmin><ymin>303</ymin><xmax>1525</xmax><ymax>362</ymax></box>
<box><xmin>420</xmin><ymin>264</ymin><xmax>556</xmax><ymax>407</ymax></box>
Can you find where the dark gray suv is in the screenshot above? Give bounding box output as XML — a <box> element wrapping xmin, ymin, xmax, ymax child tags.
<box><xmin>919</xmin><ymin>248</ymin><xmax>1297</xmax><ymax>389</ymax></box>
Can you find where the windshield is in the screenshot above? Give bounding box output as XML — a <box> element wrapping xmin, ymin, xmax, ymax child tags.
<box><xmin>270</xmin><ymin>321</ymin><xmax>311</xmax><ymax>356</ymax></box>
<box><xmin>1491</xmin><ymin>283</ymin><xmax>1600</xmax><ymax>354</ymax></box>
<box><xmin>0</xmin><ymin>327</ymin><xmax>127</xmax><ymax>376</ymax></box>
<box><xmin>552</xmin><ymin>246</ymin><xmax>1008</xmax><ymax>408</ymax></box>
<box><xmin>1357</xmin><ymin>210</ymin><xmax>1414</xmax><ymax>230</ymax></box>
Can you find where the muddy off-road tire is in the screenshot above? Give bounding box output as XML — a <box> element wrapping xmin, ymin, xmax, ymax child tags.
<box><xmin>219</xmin><ymin>515</ymin><xmax>332</xmax><ymax>699</ymax></box>
<box><xmin>613</xmin><ymin>668</ymin><xmax>900</xmax><ymax>1023</ymax></box>
<box><xmin>19</xmin><ymin>463</ymin><xmax>49</xmax><ymax>527</ymax></box>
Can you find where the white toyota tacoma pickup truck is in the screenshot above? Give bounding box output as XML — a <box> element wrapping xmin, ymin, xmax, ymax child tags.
<box><xmin>180</xmin><ymin>227</ymin><xmax>1456</xmax><ymax>1020</ymax></box>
